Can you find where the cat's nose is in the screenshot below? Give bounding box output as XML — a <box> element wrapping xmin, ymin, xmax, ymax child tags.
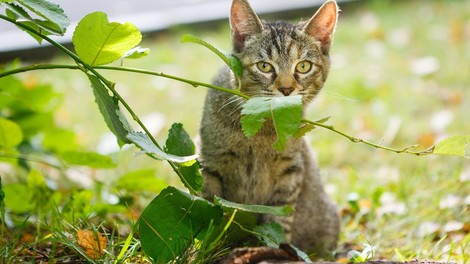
<box><xmin>278</xmin><ymin>87</ymin><xmax>294</xmax><ymax>96</ymax></box>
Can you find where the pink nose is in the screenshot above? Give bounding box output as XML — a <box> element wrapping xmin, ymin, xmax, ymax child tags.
<box><xmin>278</xmin><ymin>87</ymin><xmax>294</xmax><ymax>96</ymax></box>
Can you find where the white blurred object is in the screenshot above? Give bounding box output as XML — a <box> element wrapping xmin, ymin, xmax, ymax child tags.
<box><xmin>410</xmin><ymin>56</ymin><xmax>440</xmax><ymax>76</ymax></box>
<box><xmin>430</xmin><ymin>110</ymin><xmax>454</xmax><ymax>133</ymax></box>
<box><xmin>96</xmin><ymin>133</ymin><xmax>121</xmax><ymax>155</ymax></box>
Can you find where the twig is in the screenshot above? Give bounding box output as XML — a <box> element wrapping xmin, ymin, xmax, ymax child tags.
<box><xmin>302</xmin><ymin>119</ymin><xmax>435</xmax><ymax>156</ymax></box>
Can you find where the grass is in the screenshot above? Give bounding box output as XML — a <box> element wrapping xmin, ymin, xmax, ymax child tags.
<box><xmin>1</xmin><ymin>0</ymin><xmax>469</xmax><ymax>263</ymax></box>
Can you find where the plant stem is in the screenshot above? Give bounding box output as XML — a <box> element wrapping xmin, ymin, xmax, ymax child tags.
<box><xmin>0</xmin><ymin>64</ymin><xmax>248</xmax><ymax>99</ymax></box>
<box><xmin>302</xmin><ymin>119</ymin><xmax>434</xmax><ymax>156</ymax></box>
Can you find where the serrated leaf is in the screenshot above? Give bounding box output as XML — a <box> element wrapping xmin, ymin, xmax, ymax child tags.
<box><xmin>122</xmin><ymin>46</ymin><xmax>149</xmax><ymax>59</ymax></box>
<box><xmin>127</xmin><ymin>131</ymin><xmax>198</xmax><ymax>165</ymax></box>
<box><xmin>241</xmin><ymin>96</ymin><xmax>303</xmax><ymax>151</ymax></box>
<box><xmin>433</xmin><ymin>135</ymin><xmax>470</xmax><ymax>158</ymax></box>
<box><xmin>0</xmin><ymin>117</ymin><xmax>23</xmax><ymax>149</ymax></box>
<box><xmin>62</xmin><ymin>151</ymin><xmax>116</xmax><ymax>168</ymax></box>
<box><xmin>88</xmin><ymin>74</ymin><xmax>133</xmax><ymax>146</ymax></box>
<box><xmin>253</xmin><ymin>222</ymin><xmax>286</xmax><ymax>247</ymax></box>
<box><xmin>240</xmin><ymin>97</ymin><xmax>272</xmax><ymax>137</ymax></box>
<box><xmin>4</xmin><ymin>5</ymin><xmax>48</xmax><ymax>43</ymax></box>
<box><xmin>165</xmin><ymin>123</ymin><xmax>203</xmax><ymax>192</ymax></box>
<box><xmin>73</xmin><ymin>12</ymin><xmax>142</xmax><ymax>66</ymax></box>
<box><xmin>16</xmin><ymin>0</ymin><xmax>69</xmax><ymax>34</ymax></box>
<box><xmin>214</xmin><ymin>196</ymin><xmax>294</xmax><ymax>217</ymax></box>
<box><xmin>139</xmin><ymin>186</ymin><xmax>223</xmax><ymax>263</ymax></box>
<box><xmin>181</xmin><ymin>34</ymin><xmax>243</xmax><ymax>78</ymax></box>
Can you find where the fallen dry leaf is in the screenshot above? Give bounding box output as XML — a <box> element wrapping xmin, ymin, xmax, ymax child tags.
<box><xmin>77</xmin><ymin>229</ymin><xmax>107</xmax><ymax>259</ymax></box>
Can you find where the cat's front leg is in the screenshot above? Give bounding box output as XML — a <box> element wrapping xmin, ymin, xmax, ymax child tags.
<box><xmin>201</xmin><ymin>168</ymin><xmax>224</xmax><ymax>199</ymax></box>
<box><xmin>259</xmin><ymin>171</ymin><xmax>303</xmax><ymax>242</ymax></box>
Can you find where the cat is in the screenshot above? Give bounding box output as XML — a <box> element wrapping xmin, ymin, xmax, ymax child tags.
<box><xmin>199</xmin><ymin>0</ymin><xmax>340</xmax><ymax>253</ymax></box>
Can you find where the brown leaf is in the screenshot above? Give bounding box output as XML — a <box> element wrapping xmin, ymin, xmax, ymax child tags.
<box><xmin>77</xmin><ymin>229</ymin><xmax>107</xmax><ymax>259</ymax></box>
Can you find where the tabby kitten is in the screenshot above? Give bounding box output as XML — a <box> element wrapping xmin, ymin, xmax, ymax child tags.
<box><xmin>200</xmin><ymin>0</ymin><xmax>340</xmax><ymax>252</ymax></box>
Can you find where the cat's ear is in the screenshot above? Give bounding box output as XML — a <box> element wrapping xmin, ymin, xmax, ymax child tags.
<box><xmin>303</xmin><ymin>0</ymin><xmax>339</xmax><ymax>54</ymax></box>
<box><xmin>230</xmin><ymin>0</ymin><xmax>263</xmax><ymax>52</ymax></box>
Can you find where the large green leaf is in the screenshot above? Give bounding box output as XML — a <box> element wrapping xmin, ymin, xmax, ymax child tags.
<box><xmin>16</xmin><ymin>0</ymin><xmax>69</xmax><ymax>34</ymax></box>
<box><xmin>73</xmin><ymin>12</ymin><xmax>142</xmax><ymax>66</ymax></box>
<box><xmin>433</xmin><ymin>135</ymin><xmax>470</xmax><ymax>158</ymax></box>
<box><xmin>88</xmin><ymin>74</ymin><xmax>133</xmax><ymax>146</ymax></box>
<box><xmin>181</xmin><ymin>34</ymin><xmax>243</xmax><ymax>79</ymax></box>
<box><xmin>241</xmin><ymin>96</ymin><xmax>303</xmax><ymax>150</ymax></box>
<box><xmin>0</xmin><ymin>117</ymin><xmax>23</xmax><ymax>149</ymax></box>
<box><xmin>139</xmin><ymin>186</ymin><xmax>223</xmax><ymax>263</ymax></box>
<box><xmin>214</xmin><ymin>196</ymin><xmax>294</xmax><ymax>217</ymax></box>
<box><xmin>165</xmin><ymin>123</ymin><xmax>203</xmax><ymax>192</ymax></box>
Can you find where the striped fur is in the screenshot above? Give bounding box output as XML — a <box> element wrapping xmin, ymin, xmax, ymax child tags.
<box><xmin>200</xmin><ymin>0</ymin><xmax>340</xmax><ymax>254</ymax></box>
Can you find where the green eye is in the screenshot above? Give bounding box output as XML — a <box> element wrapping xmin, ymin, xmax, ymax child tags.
<box><xmin>257</xmin><ymin>62</ymin><xmax>274</xmax><ymax>73</ymax></box>
<box><xmin>295</xmin><ymin>61</ymin><xmax>312</xmax><ymax>74</ymax></box>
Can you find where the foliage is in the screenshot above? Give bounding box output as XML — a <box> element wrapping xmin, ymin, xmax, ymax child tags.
<box><xmin>0</xmin><ymin>0</ymin><xmax>469</xmax><ymax>263</ymax></box>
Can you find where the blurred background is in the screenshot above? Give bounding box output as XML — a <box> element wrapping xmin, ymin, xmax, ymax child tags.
<box><xmin>1</xmin><ymin>0</ymin><xmax>469</xmax><ymax>261</ymax></box>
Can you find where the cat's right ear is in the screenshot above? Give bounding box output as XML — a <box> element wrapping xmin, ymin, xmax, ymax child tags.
<box><xmin>230</xmin><ymin>0</ymin><xmax>263</xmax><ymax>52</ymax></box>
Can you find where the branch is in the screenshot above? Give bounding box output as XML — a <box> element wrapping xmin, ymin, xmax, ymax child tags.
<box><xmin>303</xmin><ymin>119</ymin><xmax>434</xmax><ymax>156</ymax></box>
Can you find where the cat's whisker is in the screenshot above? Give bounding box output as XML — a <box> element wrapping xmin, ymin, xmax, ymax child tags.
<box><xmin>218</xmin><ymin>95</ymin><xmax>244</xmax><ymax>113</ymax></box>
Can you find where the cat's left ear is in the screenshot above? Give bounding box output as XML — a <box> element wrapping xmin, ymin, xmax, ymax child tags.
<box><xmin>303</xmin><ymin>0</ymin><xmax>339</xmax><ymax>54</ymax></box>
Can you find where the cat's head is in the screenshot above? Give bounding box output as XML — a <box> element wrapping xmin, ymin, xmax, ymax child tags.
<box><xmin>230</xmin><ymin>0</ymin><xmax>338</xmax><ymax>102</ymax></box>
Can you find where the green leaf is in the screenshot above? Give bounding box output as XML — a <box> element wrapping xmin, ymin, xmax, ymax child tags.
<box><xmin>181</xmin><ymin>34</ymin><xmax>243</xmax><ymax>79</ymax></box>
<box><xmin>165</xmin><ymin>123</ymin><xmax>203</xmax><ymax>192</ymax></box>
<box><xmin>42</xmin><ymin>128</ymin><xmax>79</xmax><ymax>152</ymax></box>
<box><xmin>214</xmin><ymin>196</ymin><xmax>294</xmax><ymax>217</ymax></box>
<box><xmin>139</xmin><ymin>186</ymin><xmax>223</xmax><ymax>263</ymax></box>
<box><xmin>127</xmin><ymin>131</ymin><xmax>198</xmax><ymax>165</ymax></box>
<box><xmin>0</xmin><ymin>117</ymin><xmax>23</xmax><ymax>149</ymax></box>
<box><xmin>62</xmin><ymin>151</ymin><xmax>116</xmax><ymax>168</ymax></box>
<box><xmin>73</xmin><ymin>12</ymin><xmax>142</xmax><ymax>66</ymax></box>
<box><xmin>4</xmin><ymin>5</ymin><xmax>47</xmax><ymax>43</ymax></box>
<box><xmin>16</xmin><ymin>0</ymin><xmax>69</xmax><ymax>34</ymax></box>
<box><xmin>3</xmin><ymin>183</ymin><xmax>34</xmax><ymax>213</ymax></box>
<box><xmin>116</xmin><ymin>169</ymin><xmax>167</xmax><ymax>193</ymax></box>
<box><xmin>241</xmin><ymin>96</ymin><xmax>303</xmax><ymax>151</ymax></box>
<box><xmin>294</xmin><ymin>123</ymin><xmax>316</xmax><ymax>138</ymax></box>
<box><xmin>433</xmin><ymin>135</ymin><xmax>470</xmax><ymax>158</ymax></box>
<box><xmin>122</xmin><ymin>46</ymin><xmax>149</xmax><ymax>59</ymax></box>
<box><xmin>88</xmin><ymin>74</ymin><xmax>133</xmax><ymax>146</ymax></box>
<box><xmin>253</xmin><ymin>222</ymin><xmax>286</xmax><ymax>247</ymax></box>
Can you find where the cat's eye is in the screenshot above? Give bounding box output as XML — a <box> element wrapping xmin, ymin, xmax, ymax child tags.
<box><xmin>295</xmin><ymin>61</ymin><xmax>312</xmax><ymax>74</ymax></box>
<box><xmin>257</xmin><ymin>62</ymin><xmax>274</xmax><ymax>73</ymax></box>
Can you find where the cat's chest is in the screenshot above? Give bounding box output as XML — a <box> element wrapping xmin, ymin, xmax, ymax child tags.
<box><xmin>224</xmin><ymin>135</ymin><xmax>305</xmax><ymax>204</ymax></box>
